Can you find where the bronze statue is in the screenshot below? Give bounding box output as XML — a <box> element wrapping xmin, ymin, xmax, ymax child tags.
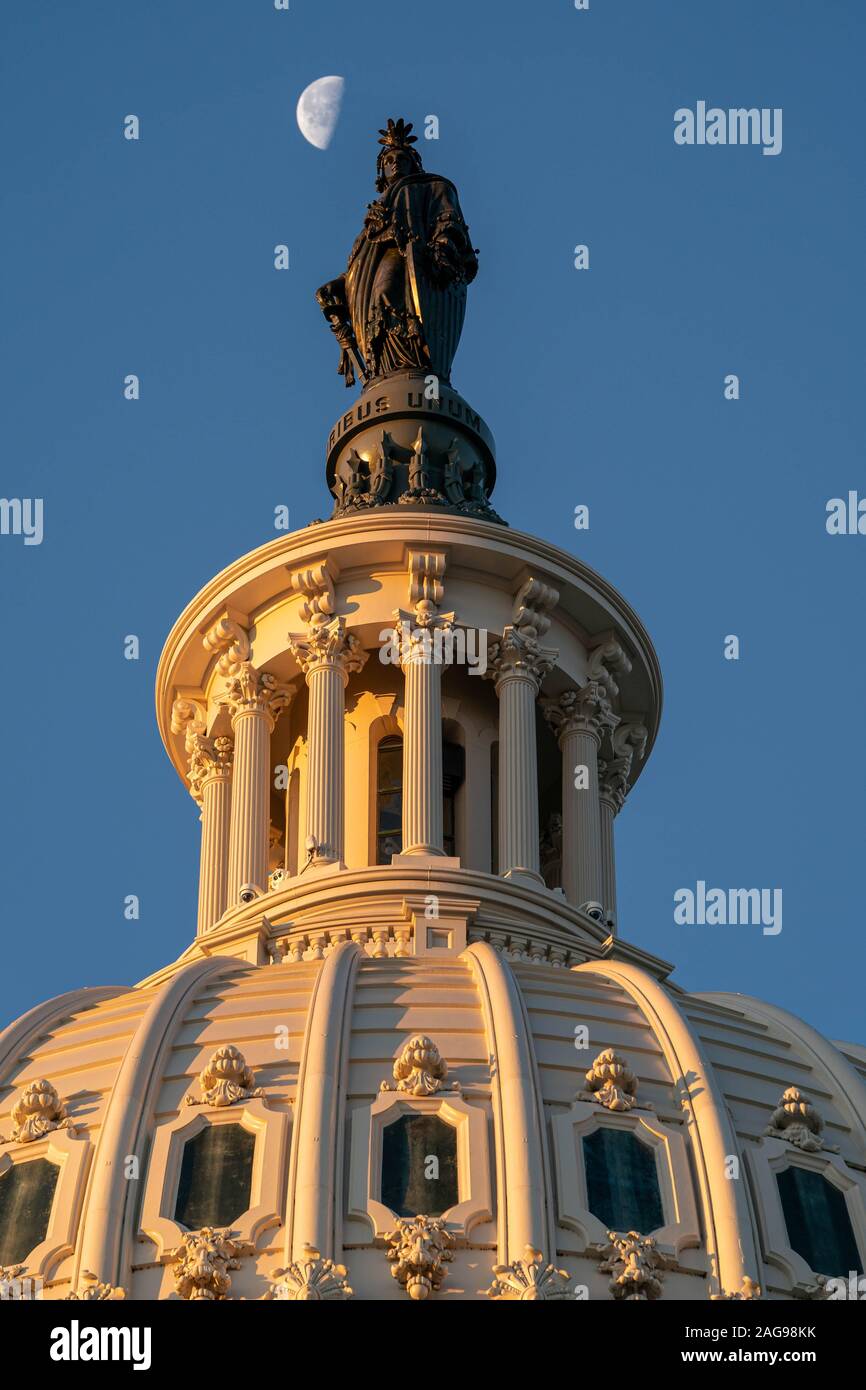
<box><xmin>316</xmin><ymin>119</ymin><xmax>478</xmax><ymax>387</ymax></box>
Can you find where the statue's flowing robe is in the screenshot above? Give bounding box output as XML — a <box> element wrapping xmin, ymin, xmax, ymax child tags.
<box><xmin>344</xmin><ymin>172</ymin><xmax>476</xmax><ymax>382</ymax></box>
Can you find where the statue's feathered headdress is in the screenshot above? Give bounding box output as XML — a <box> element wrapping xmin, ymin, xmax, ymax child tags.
<box><xmin>375</xmin><ymin>118</ymin><xmax>423</xmax><ymax>190</ymax></box>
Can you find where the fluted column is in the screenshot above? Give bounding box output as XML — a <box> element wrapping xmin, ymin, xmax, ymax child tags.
<box><xmin>223</xmin><ymin>664</ymin><xmax>294</xmax><ymax>904</ymax></box>
<box><xmin>598</xmin><ymin>722</ymin><xmax>647</xmax><ymax>930</ymax></box>
<box><xmin>288</xmin><ymin>615</ymin><xmax>367</xmax><ymax>864</ymax></box>
<box><xmin>488</xmin><ymin>626</ymin><xmax>557</xmax><ymax>881</ymax></box>
<box><xmin>396</xmin><ymin>609</ymin><xmax>452</xmax><ymax>856</ymax></box>
<box><xmin>543</xmin><ymin>683</ymin><xmax>617</xmax><ymax>913</ymax></box>
<box><xmin>171</xmin><ymin>697</ymin><xmax>235</xmax><ymax>934</ymax></box>
<box><xmin>193</xmin><ymin>742</ymin><xmax>234</xmax><ymax>933</ymax></box>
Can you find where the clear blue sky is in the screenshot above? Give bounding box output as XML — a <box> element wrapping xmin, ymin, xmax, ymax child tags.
<box><xmin>1</xmin><ymin>1</ymin><xmax>863</xmax><ymax>1041</ymax></box>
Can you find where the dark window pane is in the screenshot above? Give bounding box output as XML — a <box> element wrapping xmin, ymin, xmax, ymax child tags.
<box><xmin>776</xmin><ymin>1167</ymin><xmax>862</xmax><ymax>1277</ymax></box>
<box><xmin>377</xmin><ymin>738</ymin><xmax>403</xmax><ymax>861</ymax></box>
<box><xmin>381</xmin><ymin>1113</ymin><xmax>459</xmax><ymax>1217</ymax></box>
<box><xmin>174</xmin><ymin>1124</ymin><xmax>256</xmax><ymax>1231</ymax></box>
<box><xmin>377</xmin><ymin>793</ymin><xmax>402</xmax><ymax>830</ymax></box>
<box><xmin>443</xmin><ymin>794</ymin><xmax>455</xmax><ymax>856</ymax></box>
<box><xmin>583</xmin><ymin>1128</ymin><xmax>664</xmax><ymax>1234</ymax></box>
<box><xmin>490</xmin><ymin>741</ymin><xmax>499</xmax><ymax>874</ymax></box>
<box><xmin>0</xmin><ymin>1158</ymin><xmax>59</xmax><ymax>1266</ymax></box>
<box><xmin>378</xmin><ymin>744</ymin><xmax>403</xmax><ymax>790</ymax></box>
<box><xmin>442</xmin><ymin>741</ymin><xmax>465</xmax><ymax>796</ymax></box>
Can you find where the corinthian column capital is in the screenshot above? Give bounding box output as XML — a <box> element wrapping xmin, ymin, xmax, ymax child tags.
<box><xmin>187</xmin><ymin>735</ymin><xmax>234</xmax><ymax>802</ymax></box>
<box><xmin>288</xmin><ymin>615</ymin><xmax>368</xmax><ymax>683</ymax></box>
<box><xmin>222</xmin><ymin>665</ymin><xmax>295</xmax><ymax>726</ymax></box>
<box><xmin>392</xmin><ymin>607</ymin><xmax>456</xmax><ymax>667</ymax></box>
<box><xmin>487</xmin><ymin>625</ymin><xmax>557</xmax><ymax>692</ymax></box>
<box><xmin>542</xmin><ymin>681</ymin><xmax>618</xmax><ymax>745</ymax></box>
<box><xmin>171</xmin><ymin>698</ymin><xmax>233</xmax><ymax>803</ymax></box>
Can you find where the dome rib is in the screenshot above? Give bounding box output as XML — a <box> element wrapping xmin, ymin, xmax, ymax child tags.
<box><xmin>464</xmin><ymin>942</ymin><xmax>553</xmax><ymax>1263</ymax></box>
<box><xmin>699</xmin><ymin>992</ymin><xmax>866</xmax><ymax>1146</ymax></box>
<box><xmin>74</xmin><ymin>957</ymin><xmax>240</xmax><ymax>1290</ymax></box>
<box><xmin>575</xmin><ymin>962</ymin><xmax>762</xmax><ymax>1297</ymax></box>
<box><xmin>286</xmin><ymin>941</ymin><xmax>360</xmax><ymax>1262</ymax></box>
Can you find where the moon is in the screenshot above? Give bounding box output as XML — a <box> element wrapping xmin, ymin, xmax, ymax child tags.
<box><xmin>296</xmin><ymin>76</ymin><xmax>345</xmax><ymax>150</ymax></box>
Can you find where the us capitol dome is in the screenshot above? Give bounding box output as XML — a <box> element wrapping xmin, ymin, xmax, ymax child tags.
<box><xmin>2</xmin><ymin>119</ymin><xmax>864</xmax><ymax>1304</ymax></box>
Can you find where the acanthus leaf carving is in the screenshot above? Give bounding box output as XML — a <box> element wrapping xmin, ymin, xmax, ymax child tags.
<box><xmin>541</xmin><ymin>682</ymin><xmax>618</xmax><ymax>743</ymax></box>
<box><xmin>165</xmin><ymin>1227</ymin><xmax>254</xmax><ymax>1301</ymax></box>
<box><xmin>186</xmin><ymin>1045</ymin><xmax>264</xmax><ymax>1109</ymax></box>
<box><xmin>1</xmin><ymin>1079</ymin><xmax>77</xmax><ymax>1145</ymax></box>
<box><xmin>487</xmin><ymin>624</ymin><xmax>557</xmax><ymax>690</ymax></box>
<box><xmin>579</xmin><ymin>1048</ymin><xmax>644</xmax><ymax>1112</ymax></box>
<box><xmin>382</xmin><ymin>1034</ymin><xmax>453</xmax><ymax>1097</ymax></box>
<box><xmin>385</xmin><ymin>1215</ymin><xmax>454</xmax><ymax>1300</ymax></box>
<box><xmin>221</xmin><ymin>666</ymin><xmax>295</xmax><ymax>725</ymax></box>
<box><xmin>287</xmin><ymin>614</ymin><xmax>368</xmax><ymax>678</ymax></box>
<box><xmin>591</xmin><ymin>1230</ymin><xmax>673</xmax><ymax>1301</ymax></box>
<box><xmin>764</xmin><ymin>1086</ymin><xmax>838</xmax><ymax>1153</ymax></box>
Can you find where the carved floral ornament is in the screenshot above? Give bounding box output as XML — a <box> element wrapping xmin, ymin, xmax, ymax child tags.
<box><xmin>487</xmin><ymin>1246</ymin><xmax>572</xmax><ymax>1301</ymax></box>
<box><xmin>382</xmin><ymin>1035</ymin><xmax>455</xmax><ymax>1097</ymax></box>
<box><xmin>166</xmin><ymin>1227</ymin><xmax>255</xmax><ymax>1301</ymax></box>
<box><xmin>590</xmin><ymin>1230</ymin><xmax>674</xmax><ymax>1301</ymax></box>
<box><xmin>765</xmin><ymin>1086</ymin><xmax>837</xmax><ymax>1153</ymax></box>
<box><xmin>186</xmin><ymin>1045</ymin><xmax>264</xmax><ymax>1109</ymax></box>
<box><xmin>264</xmin><ymin>1245</ymin><xmax>353</xmax><ymax>1301</ymax></box>
<box><xmin>579</xmin><ymin>1048</ymin><xmax>643</xmax><ymax>1112</ymax></box>
<box><xmin>0</xmin><ymin>1078</ymin><xmax>76</xmax><ymax>1145</ymax></box>
<box><xmin>287</xmin><ymin>614</ymin><xmax>368</xmax><ymax>677</ymax></box>
<box><xmin>385</xmin><ymin>1215</ymin><xmax>454</xmax><ymax>1300</ymax></box>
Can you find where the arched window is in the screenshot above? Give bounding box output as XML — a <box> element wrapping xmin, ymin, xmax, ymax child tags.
<box><xmin>376</xmin><ymin>734</ymin><xmax>466</xmax><ymax>862</ymax></box>
<box><xmin>174</xmin><ymin>1123</ymin><xmax>256</xmax><ymax>1231</ymax></box>
<box><xmin>776</xmin><ymin>1166</ymin><xmax>863</xmax><ymax>1277</ymax></box>
<box><xmin>582</xmin><ymin>1128</ymin><xmax>664</xmax><ymax>1234</ymax></box>
<box><xmin>376</xmin><ymin>735</ymin><xmax>403</xmax><ymax>863</ymax></box>
<box><xmin>0</xmin><ymin>1157</ymin><xmax>59</xmax><ymax>1266</ymax></box>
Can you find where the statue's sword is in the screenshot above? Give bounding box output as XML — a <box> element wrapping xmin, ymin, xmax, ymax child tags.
<box><xmin>405</xmin><ymin>235</ymin><xmax>424</xmax><ymax>324</ymax></box>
